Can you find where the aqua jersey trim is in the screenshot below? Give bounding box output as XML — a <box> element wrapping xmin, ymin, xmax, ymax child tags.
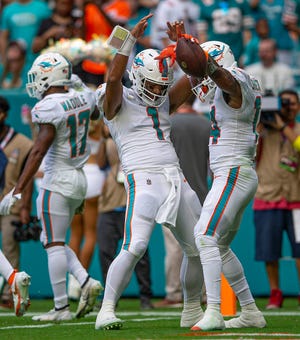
<box><xmin>123</xmin><ymin>174</ymin><xmax>135</xmax><ymax>251</ymax></box>
<box><xmin>42</xmin><ymin>190</ymin><xmax>52</xmax><ymax>243</ymax></box>
<box><xmin>205</xmin><ymin>167</ymin><xmax>240</xmax><ymax>236</ymax></box>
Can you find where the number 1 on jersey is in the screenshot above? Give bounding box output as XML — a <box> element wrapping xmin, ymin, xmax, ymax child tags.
<box><xmin>147</xmin><ymin>107</ymin><xmax>165</xmax><ymax>140</ymax></box>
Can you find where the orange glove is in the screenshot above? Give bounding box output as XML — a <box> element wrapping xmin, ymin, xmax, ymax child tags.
<box><xmin>180</xmin><ymin>33</ymin><xmax>199</xmax><ymax>44</ymax></box>
<box><xmin>154</xmin><ymin>44</ymin><xmax>177</xmax><ymax>72</ymax></box>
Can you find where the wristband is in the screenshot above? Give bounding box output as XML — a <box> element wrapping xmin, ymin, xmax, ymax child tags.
<box><xmin>107</xmin><ymin>25</ymin><xmax>136</xmax><ymax>57</ymax></box>
<box><xmin>207</xmin><ymin>57</ymin><xmax>218</xmax><ymax>77</ymax></box>
<box><xmin>293</xmin><ymin>135</ymin><xmax>300</xmax><ymax>151</ymax></box>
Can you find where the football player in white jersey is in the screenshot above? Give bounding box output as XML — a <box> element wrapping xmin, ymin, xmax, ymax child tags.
<box><xmin>95</xmin><ymin>14</ymin><xmax>204</xmax><ymax>330</ymax></box>
<box><xmin>178</xmin><ymin>38</ymin><xmax>267</xmax><ymax>330</ymax></box>
<box><xmin>0</xmin><ymin>52</ymin><xmax>103</xmax><ymax>321</ymax></box>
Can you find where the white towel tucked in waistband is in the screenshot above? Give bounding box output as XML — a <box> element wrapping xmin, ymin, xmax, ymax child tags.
<box><xmin>156</xmin><ymin>167</ymin><xmax>181</xmax><ymax>228</ymax></box>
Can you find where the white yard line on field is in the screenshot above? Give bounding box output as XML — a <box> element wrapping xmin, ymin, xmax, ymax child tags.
<box><xmin>0</xmin><ymin>319</ymin><xmax>300</xmax><ymax>339</ymax></box>
<box><xmin>1</xmin><ymin>310</ymin><xmax>300</xmax><ymax>317</ymax></box>
<box><xmin>0</xmin><ymin>312</ymin><xmax>300</xmax><ymax>338</ymax></box>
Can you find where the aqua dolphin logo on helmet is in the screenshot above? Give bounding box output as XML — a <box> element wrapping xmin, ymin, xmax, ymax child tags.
<box><xmin>37</xmin><ymin>60</ymin><xmax>61</xmax><ymax>72</ymax></box>
<box><xmin>129</xmin><ymin>48</ymin><xmax>174</xmax><ymax>107</ymax></box>
<box><xmin>26</xmin><ymin>52</ymin><xmax>72</xmax><ymax>99</ymax></box>
<box><xmin>208</xmin><ymin>45</ymin><xmax>225</xmax><ymax>62</ymax></box>
<box><xmin>191</xmin><ymin>41</ymin><xmax>236</xmax><ymax>103</ymax></box>
<box><xmin>133</xmin><ymin>56</ymin><xmax>144</xmax><ymax>67</ymax></box>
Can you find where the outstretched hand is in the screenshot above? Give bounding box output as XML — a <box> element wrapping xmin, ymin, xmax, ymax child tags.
<box><xmin>154</xmin><ymin>21</ymin><xmax>185</xmax><ymax>71</ymax></box>
<box><xmin>166</xmin><ymin>20</ymin><xmax>199</xmax><ymax>44</ymax></box>
<box><xmin>131</xmin><ymin>13</ymin><xmax>153</xmax><ymax>39</ymax></box>
<box><xmin>166</xmin><ymin>21</ymin><xmax>185</xmax><ymax>42</ymax></box>
<box><xmin>155</xmin><ymin>20</ymin><xmax>200</xmax><ymax>72</ymax></box>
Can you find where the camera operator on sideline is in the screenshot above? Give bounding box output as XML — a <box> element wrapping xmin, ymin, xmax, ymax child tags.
<box><xmin>254</xmin><ymin>89</ymin><xmax>300</xmax><ymax>309</ymax></box>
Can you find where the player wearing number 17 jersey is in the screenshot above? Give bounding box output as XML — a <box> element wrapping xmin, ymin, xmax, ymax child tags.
<box><xmin>0</xmin><ymin>52</ymin><xmax>103</xmax><ymax>321</ymax></box>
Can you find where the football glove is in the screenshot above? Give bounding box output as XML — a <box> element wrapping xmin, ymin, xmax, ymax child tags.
<box><xmin>0</xmin><ymin>189</ymin><xmax>22</xmax><ymax>215</ymax></box>
<box><xmin>180</xmin><ymin>33</ymin><xmax>199</xmax><ymax>44</ymax></box>
<box><xmin>154</xmin><ymin>44</ymin><xmax>176</xmax><ymax>73</ymax></box>
<box><xmin>69</xmin><ymin>74</ymin><xmax>84</xmax><ymax>91</ymax></box>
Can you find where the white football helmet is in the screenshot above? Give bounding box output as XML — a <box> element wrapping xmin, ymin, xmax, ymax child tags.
<box><xmin>26</xmin><ymin>52</ymin><xmax>72</xmax><ymax>99</ymax></box>
<box><xmin>129</xmin><ymin>49</ymin><xmax>174</xmax><ymax>107</ymax></box>
<box><xmin>192</xmin><ymin>41</ymin><xmax>237</xmax><ymax>103</ymax></box>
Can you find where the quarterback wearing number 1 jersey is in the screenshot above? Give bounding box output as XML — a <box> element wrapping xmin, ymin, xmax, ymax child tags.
<box><xmin>96</xmin><ymin>57</ymin><xmax>204</xmax><ymax>329</ymax></box>
<box><xmin>95</xmin><ymin>17</ymin><xmax>204</xmax><ymax>330</ymax></box>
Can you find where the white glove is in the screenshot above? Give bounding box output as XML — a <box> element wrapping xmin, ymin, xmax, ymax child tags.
<box><xmin>70</xmin><ymin>74</ymin><xmax>84</xmax><ymax>91</ymax></box>
<box><xmin>0</xmin><ymin>189</ymin><xmax>22</xmax><ymax>215</ymax></box>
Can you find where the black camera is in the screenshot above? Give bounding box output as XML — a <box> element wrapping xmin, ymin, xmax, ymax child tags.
<box><xmin>12</xmin><ymin>216</ymin><xmax>42</xmax><ymax>242</ymax></box>
<box><xmin>260</xmin><ymin>91</ymin><xmax>291</xmax><ymax>126</ymax></box>
<box><xmin>280</xmin><ymin>98</ymin><xmax>291</xmax><ymax>110</ymax></box>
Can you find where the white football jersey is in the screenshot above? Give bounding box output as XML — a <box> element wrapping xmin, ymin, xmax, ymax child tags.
<box><xmin>208</xmin><ymin>67</ymin><xmax>262</xmax><ymax>171</ymax></box>
<box><xmin>96</xmin><ymin>85</ymin><xmax>179</xmax><ymax>175</ymax></box>
<box><xmin>31</xmin><ymin>87</ymin><xmax>96</xmax><ymax>172</ymax></box>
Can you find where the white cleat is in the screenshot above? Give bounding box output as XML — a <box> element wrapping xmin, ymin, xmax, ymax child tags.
<box><xmin>180</xmin><ymin>305</ymin><xmax>204</xmax><ymax>327</ymax></box>
<box><xmin>191</xmin><ymin>309</ymin><xmax>225</xmax><ymax>331</ymax></box>
<box><xmin>225</xmin><ymin>310</ymin><xmax>266</xmax><ymax>328</ymax></box>
<box><xmin>67</xmin><ymin>273</ymin><xmax>81</xmax><ymax>301</ymax></box>
<box><xmin>32</xmin><ymin>306</ymin><xmax>72</xmax><ymax>321</ymax></box>
<box><xmin>75</xmin><ymin>277</ymin><xmax>103</xmax><ymax>318</ymax></box>
<box><xmin>11</xmin><ymin>271</ymin><xmax>31</xmax><ymax>317</ymax></box>
<box><xmin>95</xmin><ymin>311</ymin><xmax>123</xmax><ymax>330</ymax></box>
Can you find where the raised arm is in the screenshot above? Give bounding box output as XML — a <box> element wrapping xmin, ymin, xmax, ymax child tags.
<box><xmin>175</xmin><ymin>34</ymin><xmax>242</xmax><ymax>108</ymax></box>
<box><xmin>157</xmin><ymin>23</ymin><xmax>243</xmax><ymax>109</ymax></box>
<box><xmin>103</xmin><ymin>13</ymin><xmax>153</xmax><ymax>120</ymax></box>
<box><xmin>156</xmin><ymin>21</ymin><xmax>194</xmax><ymax>113</ymax></box>
<box><xmin>205</xmin><ymin>55</ymin><xmax>242</xmax><ymax>108</ymax></box>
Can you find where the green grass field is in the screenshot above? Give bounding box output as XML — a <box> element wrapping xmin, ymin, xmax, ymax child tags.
<box><xmin>0</xmin><ymin>297</ymin><xmax>300</xmax><ymax>339</ymax></box>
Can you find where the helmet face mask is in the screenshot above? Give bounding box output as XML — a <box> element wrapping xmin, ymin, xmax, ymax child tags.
<box><xmin>191</xmin><ymin>76</ymin><xmax>217</xmax><ymax>104</ymax></box>
<box><xmin>192</xmin><ymin>41</ymin><xmax>236</xmax><ymax>103</ymax></box>
<box><xmin>26</xmin><ymin>52</ymin><xmax>72</xmax><ymax>99</ymax></box>
<box><xmin>129</xmin><ymin>49</ymin><xmax>174</xmax><ymax>107</ymax></box>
